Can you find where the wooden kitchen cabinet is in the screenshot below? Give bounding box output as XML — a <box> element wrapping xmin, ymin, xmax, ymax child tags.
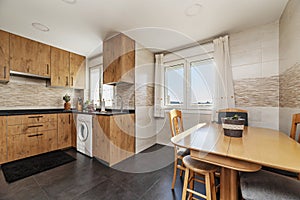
<box><xmin>0</xmin><ymin>116</ymin><xmax>7</xmax><ymax>164</ymax></box>
<box><xmin>0</xmin><ymin>30</ymin><xmax>10</xmax><ymax>82</ymax></box>
<box><xmin>10</xmin><ymin>33</ymin><xmax>50</xmax><ymax>77</ymax></box>
<box><xmin>70</xmin><ymin>53</ymin><xmax>85</xmax><ymax>89</ymax></box>
<box><xmin>71</xmin><ymin>114</ymin><xmax>77</xmax><ymax>148</ymax></box>
<box><xmin>50</xmin><ymin>47</ymin><xmax>70</xmax><ymax>87</ymax></box>
<box><xmin>58</xmin><ymin>113</ymin><xmax>72</xmax><ymax>149</ymax></box>
<box><xmin>6</xmin><ymin>114</ymin><xmax>58</xmax><ymax>162</ymax></box>
<box><xmin>103</xmin><ymin>33</ymin><xmax>135</xmax><ymax>84</ymax></box>
<box><xmin>93</xmin><ymin>114</ymin><xmax>135</xmax><ymax>166</ymax></box>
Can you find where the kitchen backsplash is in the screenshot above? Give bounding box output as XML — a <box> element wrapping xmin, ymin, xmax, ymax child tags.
<box><xmin>115</xmin><ymin>83</ymin><xmax>135</xmax><ymax>109</ymax></box>
<box><xmin>0</xmin><ymin>76</ymin><xmax>84</xmax><ymax>110</ymax></box>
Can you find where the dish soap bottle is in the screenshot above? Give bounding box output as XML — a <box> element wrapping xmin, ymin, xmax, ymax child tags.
<box><xmin>101</xmin><ymin>99</ymin><xmax>105</xmax><ymax>112</ymax></box>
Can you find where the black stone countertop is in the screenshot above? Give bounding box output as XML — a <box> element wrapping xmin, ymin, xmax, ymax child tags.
<box><xmin>0</xmin><ymin>108</ymin><xmax>135</xmax><ymax>116</ymax></box>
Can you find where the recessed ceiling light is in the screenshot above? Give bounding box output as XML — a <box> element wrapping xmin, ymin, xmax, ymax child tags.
<box><xmin>185</xmin><ymin>3</ymin><xmax>202</xmax><ymax>16</ymax></box>
<box><xmin>62</xmin><ymin>0</ymin><xmax>76</xmax><ymax>4</ymax></box>
<box><xmin>32</xmin><ymin>23</ymin><xmax>50</xmax><ymax>32</ymax></box>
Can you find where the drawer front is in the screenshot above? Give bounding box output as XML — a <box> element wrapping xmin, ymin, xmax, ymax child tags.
<box><xmin>7</xmin><ymin>114</ymin><xmax>57</xmax><ymax>126</ymax></box>
<box><xmin>7</xmin><ymin>120</ymin><xmax>58</xmax><ymax>136</ymax></box>
<box><xmin>38</xmin><ymin>130</ymin><xmax>58</xmax><ymax>154</ymax></box>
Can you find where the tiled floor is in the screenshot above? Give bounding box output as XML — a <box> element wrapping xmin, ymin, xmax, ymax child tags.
<box><xmin>0</xmin><ymin>144</ymin><xmax>206</xmax><ymax>200</ymax></box>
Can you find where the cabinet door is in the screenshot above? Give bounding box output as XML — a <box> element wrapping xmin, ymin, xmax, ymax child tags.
<box><xmin>70</xmin><ymin>53</ymin><xmax>85</xmax><ymax>89</ymax></box>
<box><xmin>36</xmin><ymin>42</ymin><xmax>51</xmax><ymax>77</ymax></box>
<box><xmin>50</xmin><ymin>47</ymin><xmax>70</xmax><ymax>87</ymax></box>
<box><xmin>71</xmin><ymin>114</ymin><xmax>77</xmax><ymax>148</ymax></box>
<box><xmin>0</xmin><ymin>116</ymin><xmax>7</xmax><ymax>164</ymax></box>
<box><xmin>103</xmin><ymin>33</ymin><xmax>135</xmax><ymax>84</ymax></box>
<box><xmin>38</xmin><ymin>130</ymin><xmax>58</xmax><ymax>154</ymax></box>
<box><xmin>58</xmin><ymin>113</ymin><xmax>72</xmax><ymax>149</ymax></box>
<box><xmin>0</xmin><ymin>30</ymin><xmax>10</xmax><ymax>82</ymax></box>
<box><xmin>93</xmin><ymin>115</ymin><xmax>110</xmax><ymax>163</ymax></box>
<box><xmin>10</xmin><ymin>34</ymin><xmax>37</xmax><ymax>74</ymax></box>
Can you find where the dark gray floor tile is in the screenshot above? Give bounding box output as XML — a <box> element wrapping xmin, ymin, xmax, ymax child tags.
<box><xmin>74</xmin><ymin>179</ymin><xmax>139</xmax><ymax>200</ymax></box>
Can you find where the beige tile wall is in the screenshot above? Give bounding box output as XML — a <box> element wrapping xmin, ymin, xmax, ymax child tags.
<box><xmin>0</xmin><ymin>76</ymin><xmax>84</xmax><ymax>109</ymax></box>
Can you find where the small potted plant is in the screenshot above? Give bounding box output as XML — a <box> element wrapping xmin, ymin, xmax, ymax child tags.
<box><xmin>222</xmin><ymin>114</ymin><xmax>245</xmax><ymax>137</ymax></box>
<box><xmin>63</xmin><ymin>94</ymin><xmax>71</xmax><ymax>110</ymax></box>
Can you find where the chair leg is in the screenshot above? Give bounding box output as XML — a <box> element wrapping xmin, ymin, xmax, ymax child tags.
<box><xmin>182</xmin><ymin>168</ymin><xmax>190</xmax><ymax>200</ymax></box>
<box><xmin>172</xmin><ymin>158</ymin><xmax>178</xmax><ymax>190</ymax></box>
<box><xmin>180</xmin><ymin>162</ymin><xmax>184</xmax><ymax>177</ymax></box>
<box><xmin>205</xmin><ymin>173</ymin><xmax>212</xmax><ymax>200</ymax></box>
<box><xmin>209</xmin><ymin>172</ymin><xmax>217</xmax><ymax>200</ymax></box>
<box><xmin>188</xmin><ymin>171</ymin><xmax>194</xmax><ymax>199</ymax></box>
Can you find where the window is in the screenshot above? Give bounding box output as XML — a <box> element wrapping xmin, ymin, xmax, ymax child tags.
<box><xmin>89</xmin><ymin>65</ymin><xmax>100</xmax><ymax>106</ymax></box>
<box><xmin>102</xmin><ymin>84</ymin><xmax>114</xmax><ymax>107</ymax></box>
<box><xmin>190</xmin><ymin>59</ymin><xmax>214</xmax><ymax>106</ymax></box>
<box><xmin>164</xmin><ymin>63</ymin><xmax>184</xmax><ymax>105</ymax></box>
<box><xmin>163</xmin><ymin>56</ymin><xmax>215</xmax><ymax>109</ymax></box>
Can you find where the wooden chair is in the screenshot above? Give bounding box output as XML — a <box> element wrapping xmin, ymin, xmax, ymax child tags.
<box><xmin>217</xmin><ymin>108</ymin><xmax>248</xmax><ymax>126</ymax></box>
<box><xmin>290</xmin><ymin>113</ymin><xmax>300</xmax><ymax>143</ymax></box>
<box><xmin>263</xmin><ymin>113</ymin><xmax>300</xmax><ymax>180</ymax></box>
<box><xmin>182</xmin><ymin>156</ymin><xmax>219</xmax><ymax>200</ymax></box>
<box><xmin>169</xmin><ymin>109</ymin><xmax>189</xmax><ymax>189</ymax></box>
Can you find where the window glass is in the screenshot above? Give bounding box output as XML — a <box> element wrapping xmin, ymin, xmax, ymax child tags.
<box><xmin>190</xmin><ymin>59</ymin><xmax>215</xmax><ymax>105</ymax></box>
<box><xmin>164</xmin><ymin>63</ymin><xmax>184</xmax><ymax>105</ymax></box>
<box><xmin>89</xmin><ymin>66</ymin><xmax>100</xmax><ymax>105</ymax></box>
<box><xmin>102</xmin><ymin>84</ymin><xmax>114</xmax><ymax>107</ymax></box>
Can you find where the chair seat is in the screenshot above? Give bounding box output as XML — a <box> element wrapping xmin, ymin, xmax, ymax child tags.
<box><xmin>183</xmin><ymin>155</ymin><xmax>218</xmax><ymax>174</ymax></box>
<box><xmin>177</xmin><ymin>148</ymin><xmax>190</xmax><ymax>157</ymax></box>
<box><xmin>240</xmin><ymin>170</ymin><xmax>300</xmax><ymax>200</ymax></box>
<box><xmin>262</xmin><ymin>166</ymin><xmax>299</xmax><ymax>178</ymax></box>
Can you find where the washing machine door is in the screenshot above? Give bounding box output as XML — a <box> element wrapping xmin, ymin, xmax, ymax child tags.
<box><xmin>78</xmin><ymin>122</ymin><xmax>89</xmax><ymax>142</ymax></box>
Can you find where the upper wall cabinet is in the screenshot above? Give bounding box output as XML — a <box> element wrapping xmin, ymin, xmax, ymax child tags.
<box><xmin>50</xmin><ymin>47</ymin><xmax>70</xmax><ymax>87</ymax></box>
<box><xmin>103</xmin><ymin>33</ymin><xmax>135</xmax><ymax>84</ymax></box>
<box><xmin>0</xmin><ymin>30</ymin><xmax>10</xmax><ymax>83</ymax></box>
<box><xmin>10</xmin><ymin>34</ymin><xmax>50</xmax><ymax>78</ymax></box>
<box><xmin>70</xmin><ymin>53</ymin><xmax>85</xmax><ymax>89</ymax></box>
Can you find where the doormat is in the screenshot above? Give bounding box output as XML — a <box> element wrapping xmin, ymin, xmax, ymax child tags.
<box><xmin>1</xmin><ymin>150</ymin><xmax>76</xmax><ymax>183</ymax></box>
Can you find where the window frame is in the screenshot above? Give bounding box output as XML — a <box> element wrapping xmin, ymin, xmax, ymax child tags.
<box><xmin>163</xmin><ymin>54</ymin><xmax>214</xmax><ymax>110</ymax></box>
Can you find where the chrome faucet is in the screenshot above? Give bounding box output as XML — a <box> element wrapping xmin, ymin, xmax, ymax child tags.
<box><xmin>115</xmin><ymin>94</ymin><xmax>123</xmax><ymax>112</ymax></box>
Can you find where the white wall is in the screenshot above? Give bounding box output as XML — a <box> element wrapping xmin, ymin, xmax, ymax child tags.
<box><xmin>279</xmin><ymin>0</ymin><xmax>300</xmax><ymax>135</ymax></box>
<box><xmin>135</xmin><ymin>43</ymin><xmax>157</xmax><ymax>153</ymax></box>
<box><xmin>230</xmin><ymin>21</ymin><xmax>280</xmax><ymax>130</ymax></box>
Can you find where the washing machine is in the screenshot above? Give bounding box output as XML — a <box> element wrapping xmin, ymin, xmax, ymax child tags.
<box><xmin>76</xmin><ymin>114</ymin><xmax>93</xmax><ymax>157</ymax></box>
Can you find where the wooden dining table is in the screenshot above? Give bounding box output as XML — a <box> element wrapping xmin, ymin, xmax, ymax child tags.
<box><xmin>171</xmin><ymin>123</ymin><xmax>300</xmax><ymax>200</ymax></box>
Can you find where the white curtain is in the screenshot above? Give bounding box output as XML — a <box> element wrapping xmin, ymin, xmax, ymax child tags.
<box><xmin>212</xmin><ymin>35</ymin><xmax>235</xmax><ymax>121</ymax></box>
<box><xmin>154</xmin><ymin>54</ymin><xmax>165</xmax><ymax>118</ymax></box>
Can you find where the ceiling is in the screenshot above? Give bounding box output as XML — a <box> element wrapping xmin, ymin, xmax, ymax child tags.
<box><xmin>0</xmin><ymin>0</ymin><xmax>288</xmax><ymax>57</ymax></box>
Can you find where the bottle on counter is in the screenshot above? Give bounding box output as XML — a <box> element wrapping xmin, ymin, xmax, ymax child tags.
<box><xmin>101</xmin><ymin>99</ymin><xmax>106</xmax><ymax>112</ymax></box>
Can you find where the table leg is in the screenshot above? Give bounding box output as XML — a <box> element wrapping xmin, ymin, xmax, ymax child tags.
<box><xmin>220</xmin><ymin>167</ymin><xmax>238</xmax><ymax>200</ymax></box>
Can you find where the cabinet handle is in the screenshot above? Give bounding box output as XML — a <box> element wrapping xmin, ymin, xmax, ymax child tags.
<box><xmin>27</xmin><ymin>124</ymin><xmax>43</xmax><ymax>128</ymax></box>
<box><xmin>69</xmin><ymin>114</ymin><xmax>71</xmax><ymax>124</ymax></box>
<box><xmin>3</xmin><ymin>66</ymin><xmax>6</xmax><ymax>79</ymax></box>
<box><xmin>66</xmin><ymin>76</ymin><xmax>69</xmax><ymax>86</ymax></box>
<box><xmin>28</xmin><ymin>133</ymin><xmax>43</xmax><ymax>137</ymax></box>
<box><xmin>28</xmin><ymin>116</ymin><xmax>43</xmax><ymax>119</ymax></box>
<box><xmin>71</xmin><ymin>77</ymin><xmax>73</xmax><ymax>86</ymax></box>
<box><xmin>46</xmin><ymin>64</ymin><xmax>49</xmax><ymax>74</ymax></box>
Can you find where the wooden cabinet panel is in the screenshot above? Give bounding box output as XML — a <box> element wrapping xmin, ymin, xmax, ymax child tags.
<box><xmin>103</xmin><ymin>33</ymin><xmax>135</xmax><ymax>84</ymax></box>
<box><xmin>39</xmin><ymin>130</ymin><xmax>58</xmax><ymax>154</ymax></box>
<box><xmin>93</xmin><ymin>114</ymin><xmax>135</xmax><ymax>166</ymax></box>
<box><xmin>50</xmin><ymin>47</ymin><xmax>70</xmax><ymax>87</ymax></box>
<box><xmin>70</xmin><ymin>53</ymin><xmax>85</xmax><ymax>89</ymax></box>
<box><xmin>36</xmin><ymin>43</ymin><xmax>51</xmax><ymax>77</ymax></box>
<box><xmin>0</xmin><ymin>117</ymin><xmax>7</xmax><ymax>164</ymax></box>
<box><xmin>0</xmin><ymin>30</ymin><xmax>10</xmax><ymax>82</ymax></box>
<box><xmin>71</xmin><ymin>114</ymin><xmax>77</xmax><ymax>148</ymax></box>
<box><xmin>10</xmin><ymin>34</ymin><xmax>34</xmax><ymax>73</ymax></box>
<box><xmin>58</xmin><ymin>113</ymin><xmax>72</xmax><ymax>149</ymax></box>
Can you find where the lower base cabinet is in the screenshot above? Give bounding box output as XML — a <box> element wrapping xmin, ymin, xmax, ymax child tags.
<box><xmin>93</xmin><ymin>114</ymin><xmax>135</xmax><ymax>166</ymax></box>
<box><xmin>58</xmin><ymin>113</ymin><xmax>72</xmax><ymax>149</ymax></box>
<box><xmin>0</xmin><ymin>116</ymin><xmax>7</xmax><ymax>164</ymax></box>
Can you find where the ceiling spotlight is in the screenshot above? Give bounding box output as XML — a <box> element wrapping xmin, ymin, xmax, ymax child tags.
<box><xmin>62</xmin><ymin>0</ymin><xmax>76</xmax><ymax>4</ymax></box>
<box><xmin>185</xmin><ymin>3</ymin><xmax>202</xmax><ymax>16</ymax></box>
<box><xmin>32</xmin><ymin>23</ymin><xmax>50</xmax><ymax>32</ymax></box>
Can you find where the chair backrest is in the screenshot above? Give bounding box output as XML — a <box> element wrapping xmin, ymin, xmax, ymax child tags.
<box><xmin>217</xmin><ymin>108</ymin><xmax>248</xmax><ymax>126</ymax></box>
<box><xmin>169</xmin><ymin>109</ymin><xmax>184</xmax><ymax>137</ymax></box>
<box><xmin>290</xmin><ymin>113</ymin><xmax>300</xmax><ymax>143</ymax></box>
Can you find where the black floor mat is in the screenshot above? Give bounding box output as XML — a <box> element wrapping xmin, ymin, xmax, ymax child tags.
<box><xmin>1</xmin><ymin>150</ymin><xmax>76</xmax><ymax>183</ymax></box>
